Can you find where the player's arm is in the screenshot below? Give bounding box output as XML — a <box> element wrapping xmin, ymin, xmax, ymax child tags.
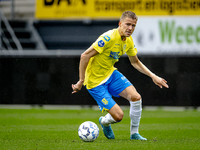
<box><xmin>128</xmin><ymin>55</ymin><xmax>169</xmax><ymax>89</ymax></box>
<box><xmin>72</xmin><ymin>46</ymin><xmax>99</xmax><ymax>94</ymax></box>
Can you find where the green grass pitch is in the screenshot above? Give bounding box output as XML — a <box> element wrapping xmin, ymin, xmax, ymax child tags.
<box><xmin>0</xmin><ymin>108</ymin><xmax>200</xmax><ymax>150</ymax></box>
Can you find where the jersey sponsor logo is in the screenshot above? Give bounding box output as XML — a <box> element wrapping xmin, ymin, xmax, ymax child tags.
<box><xmin>109</xmin><ymin>51</ymin><xmax>120</xmax><ymax>59</ymax></box>
<box><xmin>102</xmin><ymin>98</ymin><xmax>108</xmax><ymax>105</ymax></box>
<box><xmin>98</xmin><ymin>40</ymin><xmax>105</xmax><ymax>47</ymax></box>
<box><xmin>103</xmin><ymin>35</ymin><xmax>110</xmax><ymax>41</ymax></box>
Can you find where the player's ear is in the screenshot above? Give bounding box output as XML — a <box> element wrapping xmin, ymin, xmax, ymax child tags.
<box><xmin>118</xmin><ymin>21</ymin><xmax>121</xmax><ymax>26</ymax></box>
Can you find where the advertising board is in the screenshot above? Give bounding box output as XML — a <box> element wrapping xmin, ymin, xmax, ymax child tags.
<box><xmin>132</xmin><ymin>17</ymin><xmax>200</xmax><ymax>55</ymax></box>
<box><xmin>36</xmin><ymin>0</ymin><xmax>200</xmax><ymax>19</ymax></box>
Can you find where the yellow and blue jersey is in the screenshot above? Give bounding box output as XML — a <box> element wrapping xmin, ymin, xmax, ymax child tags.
<box><xmin>84</xmin><ymin>28</ymin><xmax>137</xmax><ymax>89</ymax></box>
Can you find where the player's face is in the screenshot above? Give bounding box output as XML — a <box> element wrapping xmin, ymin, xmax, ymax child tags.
<box><xmin>119</xmin><ymin>17</ymin><xmax>137</xmax><ymax>37</ymax></box>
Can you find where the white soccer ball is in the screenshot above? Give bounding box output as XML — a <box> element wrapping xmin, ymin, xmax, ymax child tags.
<box><xmin>78</xmin><ymin>121</ymin><xmax>99</xmax><ymax>142</ymax></box>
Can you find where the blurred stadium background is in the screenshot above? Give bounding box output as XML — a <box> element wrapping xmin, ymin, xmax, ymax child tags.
<box><xmin>0</xmin><ymin>0</ymin><xmax>200</xmax><ymax>107</ymax></box>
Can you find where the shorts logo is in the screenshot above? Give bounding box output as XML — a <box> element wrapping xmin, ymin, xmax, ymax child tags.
<box><xmin>102</xmin><ymin>98</ymin><xmax>108</xmax><ymax>105</ymax></box>
<box><xmin>98</xmin><ymin>40</ymin><xmax>105</xmax><ymax>47</ymax></box>
<box><xmin>121</xmin><ymin>76</ymin><xmax>126</xmax><ymax>80</ymax></box>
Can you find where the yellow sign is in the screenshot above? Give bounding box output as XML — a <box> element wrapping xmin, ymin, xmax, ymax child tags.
<box><xmin>36</xmin><ymin>0</ymin><xmax>200</xmax><ymax>19</ymax></box>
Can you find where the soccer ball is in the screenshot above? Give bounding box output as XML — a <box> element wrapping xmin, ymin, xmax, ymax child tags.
<box><xmin>78</xmin><ymin>121</ymin><xmax>99</xmax><ymax>142</ymax></box>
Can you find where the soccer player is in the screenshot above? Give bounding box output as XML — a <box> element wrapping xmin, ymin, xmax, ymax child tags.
<box><xmin>72</xmin><ymin>11</ymin><xmax>169</xmax><ymax>140</ymax></box>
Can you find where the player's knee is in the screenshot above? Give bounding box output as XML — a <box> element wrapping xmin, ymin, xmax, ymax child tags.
<box><xmin>130</xmin><ymin>93</ymin><xmax>141</xmax><ymax>102</ymax></box>
<box><xmin>115</xmin><ymin>111</ymin><xmax>124</xmax><ymax>122</ymax></box>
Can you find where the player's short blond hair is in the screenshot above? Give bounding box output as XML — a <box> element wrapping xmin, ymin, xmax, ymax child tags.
<box><xmin>120</xmin><ymin>11</ymin><xmax>138</xmax><ymax>21</ymax></box>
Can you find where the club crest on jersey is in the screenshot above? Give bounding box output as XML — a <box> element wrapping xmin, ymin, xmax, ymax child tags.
<box><xmin>98</xmin><ymin>40</ymin><xmax>105</xmax><ymax>47</ymax></box>
<box><xmin>123</xmin><ymin>44</ymin><xmax>126</xmax><ymax>50</ymax></box>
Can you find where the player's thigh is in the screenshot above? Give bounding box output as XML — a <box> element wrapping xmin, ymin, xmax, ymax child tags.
<box><xmin>108</xmin><ymin>103</ymin><xmax>124</xmax><ymax>122</ymax></box>
<box><xmin>119</xmin><ymin>85</ymin><xmax>141</xmax><ymax>102</ymax></box>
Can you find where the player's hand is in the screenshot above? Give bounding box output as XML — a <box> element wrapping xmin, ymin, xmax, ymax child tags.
<box><xmin>71</xmin><ymin>80</ymin><xmax>84</xmax><ymax>94</ymax></box>
<box><xmin>152</xmin><ymin>74</ymin><xmax>169</xmax><ymax>89</ymax></box>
